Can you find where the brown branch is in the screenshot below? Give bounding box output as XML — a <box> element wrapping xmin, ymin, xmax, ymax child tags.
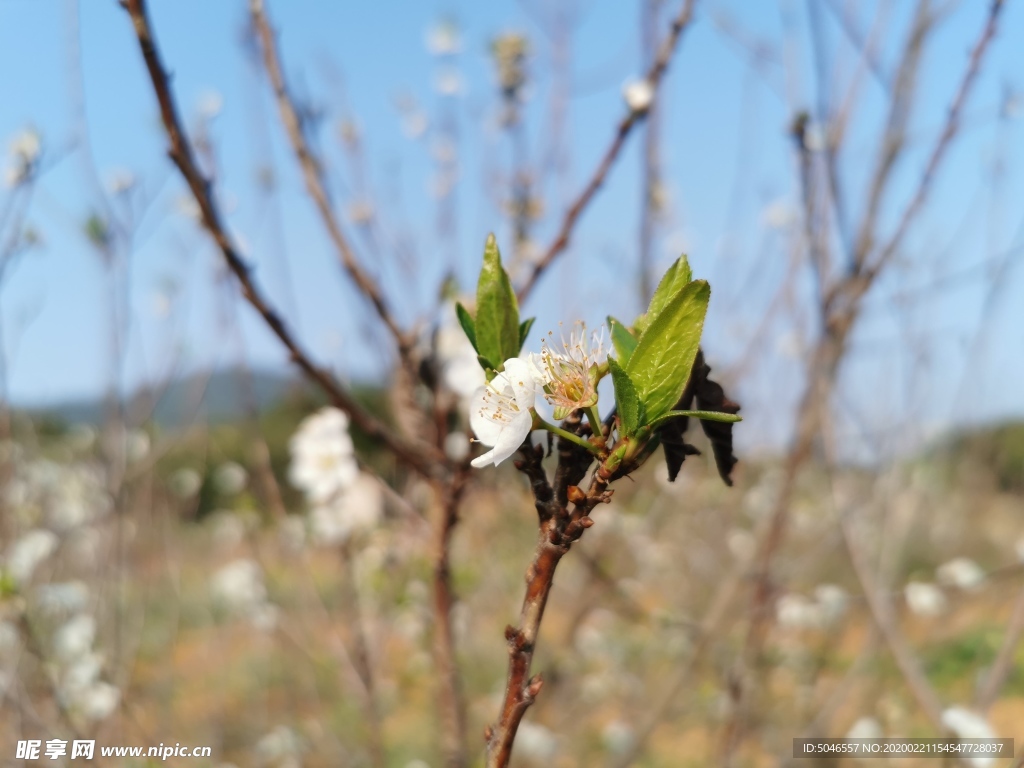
<box><xmin>430</xmin><ymin>470</ymin><xmax>471</xmax><ymax>768</ymax></box>
<box><xmin>861</xmin><ymin>0</ymin><xmax>1006</xmax><ymax>283</ymax></box>
<box><xmin>248</xmin><ymin>0</ymin><xmax>413</xmax><ymax>361</ymax></box>
<box><xmin>485</xmin><ymin>440</ymin><xmax>609</xmax><ymax>768</ymax></box>
<box><xmin>122</xmin><ymin>0</ymin><xmax>442</xmax><ymax>477</ymax></box>
<box><xmin>836</xmin><ymin>509</ymin><xmax>950</xmax><ymax>730</ymax></box>
<box><xmin>976</xmin><ymin>580</ymin><xmax>1024</xmax><ymax>712</ymax></box>
<box><xmin>516</xmin><ymin>0</ymin><xmax>697</xmax><ymax>304</ymax></box>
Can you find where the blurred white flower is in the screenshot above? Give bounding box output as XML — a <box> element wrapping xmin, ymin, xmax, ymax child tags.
<box><xmin>198</xmin><ymin>90</ymin><xmax>224</xmax><ymax>120</ymax></box>
<box><xmin>308</xmin><ymin>472</ymin><xmax>383</xmax><ymax>547</ymax></box>
<box><xmin>905</xmin><ymin>581</ymin><xmax>947</xmax><ymax>617</ymax></box>
<box><xmin>845</xmin><ymin>716</ymin><xmax>883</xmax><ymax>739</ymax></box>
<box><xmin>126</xmin><ymin>428</ymin><xmax>151</xmax><ymax>462</ymax></box>
<box><xmin>105</xmin><ymin>169</ymin><xmax>136</xmax><ymax>195</ymax></box>
<box><xmin>444</xmin><ymin>432</ymin><xmax>470</xmax><ymax>462</ymax></box>
<box><xmin>726</xmin><ymin>528</ymin><xmax>756</xmax><ymax>562</ymax></box>
<box><xmin>5</xmin><ymin>529</ymin><xmax>59</xmax><ymax>583</ymax></box>
<box><xmin>211</xmin><ymin>559</ymin><xmax>267</xmax><ymax>615</ymax></box>
<box><xmin>942</xmin><ymin>707</ymin><xmax>996</xmax><ymax>767</ymax></box>
<box><xmin>426</xmin><ymin>19</ymin><xmax>462</xmax><ymax>55</ymax></box>
<box><xmin>776</xmin><ymin>594</ymin><xmax>823</xmax><ymax>630</ymax></box>
<box><xmin>936</xmin><ymin>558</ymin><xmax>985</xmax><ymax>591</ymax></box>
<box><xmin>814</xmin><ymin>584</ymin><xmax>848</xmax><ymax>625</ymax></box>
<box><xmin>437</xmin><ymin>312</ymin><xmax>485</xmax><ymax>401</ymax></box>
<box><xmin>0</xmin><ymin>621</ymin><xmax>20</xmax><ymax>659</ymax></box>
<box><xmin>170</xmin><ymin>467</ymin><xmax>202</xmax><ymax>499</ymax></box>
<box><xmin>53</xmin><ymin>614</ymin><xmax>96</xmax><ymax>661</ymax></box>
<box><xmin>6</xmin><ymin>127</ymin><xmax>41</xmax><ymax>185</ymax></box>
<box><xmin>61</xmin><ymin>651</ymin><xmax>103</xmax><ymax>697</ymax></box>
<box><xmin>401</xmin><ymin>112</ymin><xmax>428</xmax><ymax>139</ymax></box>
<box><xmin>602</xmin><ymin>719</ymin><xmax>635</xmax><ymax>756</ymax></box>
<box><xmin>78</xmin><ymin>681</ymin><xmax>120</xmax><ymax>721</ymax></box>
<box><xmin>35</xmin><ymin>581</ymin><xmax>91</xmax><ymax>615</ymax></box>
<box><xmin>209</xmin><ymin>511</ymin><xmax>247</xmax><ymax>551</ymax></box>
<box><xmin>65</xmin><ymin>424</ymin><xmax>97</xmax><ymax>452</ymax></box>
<box><xmin>515</xmin><ymin>720</ymin><xmax>558</xmax><ymax>762</ymax></box>
<box><xmin>433</xmin><ymin>66</ymin><xmax>464</xmax><ymax>96</ymax></box>
<box><xmin>622</xmin><ymin>79</ymin><xmax>654</xmax><ymax>113</ymax></box>
<box><xmin>289</xmin><ymin>407</ymin><xmax>359</xmax><ymax>503</ymax></box>
<box><xmin>214</xmin><ymin>461</ymin><xmax>248</xmax><ymax>495</ymax></box>
<box><xmin>804</xmin><ymin>122</ymin><xmax>827</xmax><ymax>152</ymax></box>
<box><xmin>255</xmin><ymin>725</ymin><xmax>303</xmax><ymax>767</ymax></box>
<box><xmin>761</xmin><ymin>199</ymin><xmax>798</xmax><ymax>230</ymax></box>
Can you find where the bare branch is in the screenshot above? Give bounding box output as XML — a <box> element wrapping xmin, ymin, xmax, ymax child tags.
<box><xmin>516</xmin><ymin>0</ymin><xmax>697</xmax><ymax>304</ymax></box>
<box><xmin>249</xmin><ymin>0</ymin><xmax>414</xmax><ymax>360</ymax></box>
<box><xmin>122</xmin><ymin>0</ymin><xmax>442</xmax><ymax>477</ymax></box>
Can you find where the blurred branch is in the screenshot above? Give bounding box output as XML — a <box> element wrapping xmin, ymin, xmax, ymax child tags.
<box><xmin>248</xmin><ymin>0</ymin><xmax>414</xmax><ymax>363</ymax></box>
<box><xmin>122</xmin><ymin>0</ymin><xmax>442</xmax><ymax>478</ymax></box>
<box><xmin>976</xmin><ymin>581</ymin><xmax>1024</xmax><ymax>712</ymax></box>
<box><xmin>836</xmin><ymin>508</ymin><xmax>949</xmax><ymax>730</ymax></box>
<box><xmin>516</xmin><ymin>0</ymin><xmax>696</xmax><ymax>304</ymax></box>
<box><xmin>860</xmin><ymin>0</ymin><xmax>1006</xmax><ymax>284</ymax></box>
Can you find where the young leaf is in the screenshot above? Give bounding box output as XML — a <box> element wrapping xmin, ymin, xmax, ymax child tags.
<box><xmin>455</xmin><ymin>302</ymin><xmax>478</xmax><ymax>351</ymax></box>
<box><xmin>635</xmin><ymin>255</ymin><xmax>693</xmax><ymax>335</ymax></box>
<box><xmin>608</xmin><ymin>357</ymin><xmax>641</xmax><ymax>437</ymax></box>
<box><xmin>518</xmin><ymin>317</ymin><xmax>535</xmax><ymax>352</ymax></box>
<box><xmin>607</xmin><ymin>316</ymin><xmax>638</xmax><ymax>365</ymax></box>
<box><xmin>626</xmin><ymin>279</ymin><xmax>710</xmax><ymax>423</ymax></box>
<box><xmin>475</xmin><ymin>234</ymin><xmax>520</xmax><ymax>368</ymax></box>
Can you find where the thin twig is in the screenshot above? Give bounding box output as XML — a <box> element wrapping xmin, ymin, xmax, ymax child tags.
<box><xmin>516</xmin><ymin>0</ymin><xmax>697</xmax><ymax>303</ymax></box>
<box><xmin>975</xmin><ymin>580</ymin><xmax>1024</xmax><ymax>712</ymax></box>
<box><xmin>121</xmin><ymin>0</ymin><xmax>442</xmax><ymax>477</ymax></box>
<box><xmin>248</xmin><ymin>0</ymin><xmax>413</xmax><ymax>361</ymax></box>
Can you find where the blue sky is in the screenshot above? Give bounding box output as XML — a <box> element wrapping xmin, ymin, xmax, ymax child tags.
<box><xmin>1</xmin><ymin>0</ymin><xmax>1022</xmax><ymax>456</ymax></box>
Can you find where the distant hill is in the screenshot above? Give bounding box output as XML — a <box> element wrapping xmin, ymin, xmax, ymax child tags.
<box><xmin>22</xmin><ymin>368</ymin><xmax>302</xmax><ymax>428</ymax></box>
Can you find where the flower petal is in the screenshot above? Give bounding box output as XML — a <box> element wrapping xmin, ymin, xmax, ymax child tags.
<box><xmin>503</xmin><ymin>358</ymin><xmax>537</xmax><ymax>409</ymax></box>
<box><xmin>490</xmin><ymin>407</ymin><xmax>534</xmax><ymax>466</ymax></box>
<box><xmin>469</xmin><ymin>385</ymin><xmax>505</xmax><ymax>445</ymax></box>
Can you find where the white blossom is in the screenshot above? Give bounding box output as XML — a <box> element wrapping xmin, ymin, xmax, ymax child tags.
<box><xmin>845</xmin><ymin>716</ymin><xmax>883</xmax><ymax>739</ymax></box>
<box><xmin>289</xmin><ymin>407</ymin><xmax>359</xmax><ymax>503</ymax></box>
<box><xmin>622</xmin><ymin>79</ymin><xmax>654</xmax><ymax>113</ymax></box>
<box><xmin>529</xmin><ymin>322</ymin><xmax>605</xmax><ymax>420</ymax></box>
<box><xmin>5</xmin><ymin>529</ymin><xmax>59</xmax><ymax>583</ymax></box>
<box><xmin>602</xmin><ymin>720</ymin><xmax>635</xmax><ymax>756</ymax></box>
<box><xmin>426</xmin><ymin>20</ymin><xmax>462</xmax><ymax>55</ymax></box>
<box><xmin>470</xmin><ymin>358</ymin><xmax>537</xmax><ymax>468</ymax></box>
<box><xmin>515</xmin><ymin>720</ymin><xmax>558</xmax><ymax>762</ymax></box>
<box><xmin>211</xmin><ymin>559</ymin><xmax>267</xmax><ymax>615</ymax></box>
<box><xmin>53</xmin><ymin>614</ymin><xmax>96</xmax><ymax>662</ymax></box>
<box><xmin>905</xmin><ymin>581</ymin><xmax>947</xmax><ymax>617</ymax></box>
<box><xmin>814</xmin><ymin>584</ymin><xmax>848</xmax><ymax>625</ymax></box>
<box><xmin>35</xmin><ymin>581</ymin><xmax>91</xmax><ymax>615</ymax></box>
<box><xmin>78</xmin><ymin>681</ymin><xmax>120</xmax><ymax>721</ymax></box>
<box><xmin>214</xmin><ymin>461</ymin><xmax>248</xmax><ymax>495</ymax></box>
<box><xmin>308</xmin><ymin>472</ymin><xmax>383</xmax><ymax>547</ymax></box>
<box><xmin>936</xmin><ymin>557</ymin><xmax>985</xmax><ymax>591</ymax></box>
<box><xmin>942</xmin><ymin>707</ymin><xmax>996</xmax><ymax>766</ymax></box>
<box><xmin>255</xmin><ymin>725</ymin><xmax>303</xmax><ymax>767</ymax></box>
<box><xmin>776</xmin><ymin>593</ymin><xmax>823</xmax><ymax>630</ymax></box>
<box><xmin>762</xmin><ymin>199</ymin><xmax>798</xmax><ymax>230</ymax></box>
<box><xmin>170</xmin><ymin>467</ymin><xmax>202</xmax><ymax>499</ymax></box>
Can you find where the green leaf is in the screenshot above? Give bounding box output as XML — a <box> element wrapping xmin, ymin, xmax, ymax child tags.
<box><xmin>607</xmin><ymin>316</ymin><xmax>638</xmax><ymax>365</ymax></box>
<box><xmin>475</xmin><ymin>234</ymin><xmax>520</xmax><ymax>368</ymax></box>
<box><xmin>608</xmin><ymin>357</ymin><xmax>641</xmax><ymax>437</ymax></box>
<box><xmin>635</xmin><ymin>255</ymin><xmax>693</xmax><ymax>335</ymax></box>
<box><xmin>518</xmin><ymin>317</ymin><xmax>535</xmax><ymax>352</ymax></box>
<box><xmin>455</xmin><ymin>302</ymin><xmax>478</xmax><ymax>352</ymax></box>
<box><xmin>649</xmin><ymin>409</ymin><xmax>742</xmax><ymax>430</ymax></box>
<box><xmin>626</xmin><ymin>279</ymin><xmax>710</xmax><ymax>422</ymax></box>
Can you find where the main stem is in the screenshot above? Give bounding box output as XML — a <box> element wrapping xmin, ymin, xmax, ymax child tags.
<box><xmin>485</xmin><ymin>450</ymin><xmax>611</xmax><ymax>768</ymax></box>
